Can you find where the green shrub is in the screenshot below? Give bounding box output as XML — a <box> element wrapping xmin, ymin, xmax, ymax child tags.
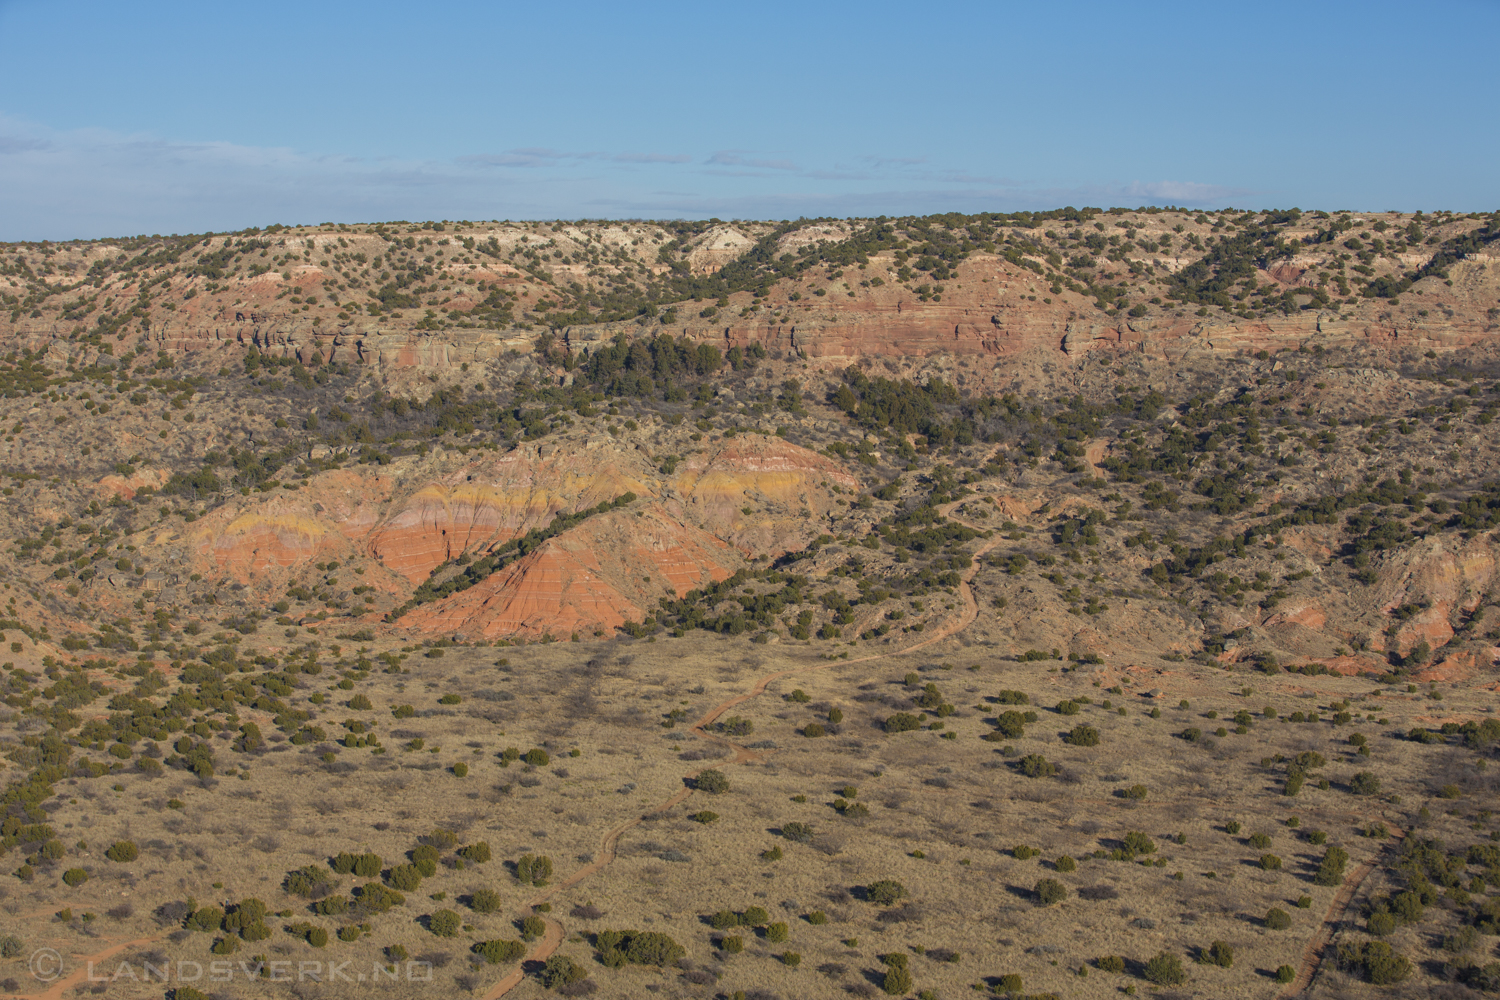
<box><xmin>1336</xmin><ymin>940</ymin><xmax>1411</xmax><ymax>985</ymax></box>
<box><xmin>1017</xmin><ymin>754</ymin><xmax>1055</xmax><ymax>778</ymax></box>
<box><xmin>314</xmin><ymin>896</ymin><xmax>347</xmax><ymax>916</ymax></box>
<box><xmin>62</xmin><ymin>868</ymin><xmax>88</xmax><ymax>887</ymax></box>
<box><xmin>1144</xmin><ymin>951</ymin><xmax>1187</xmax><ymax>985</ymax></box>
<box><xmin>866</xmin><ymin>880</ymin><xmax>908</xmax><ymax>905</ymax></box>
<box><xmin>1266</xmin><ymin>908</ymin><xmax>1292</xmax><ymax>930</ymax></box>
<box><xmin>595</xmin><ymin>929</ymin><xmax>685</xmax><ymax>967</ymax></box>
<box><xmin>521</xmin><ymin>915</ymin><xmax>546</xmax><ymax>940</ymax></box>
<box><xmin>332</xmin><ymin>851</ymin><xmax>382</xmax><ymax>878</ymax></box>
<box><xmin>470</xmin><ymin>889</ymin><xmax>501</xmax><ymax>914</ymax></box>
<box><xmin>1057</xmin><ymin>700</ymin><xmax>1080</xmax><ymax>716</ymax></box>
<box><xmin>1012</xmin><ymin>845</ymin><xmax>1039</xmax><ymax>860</ymax></box>
<box><xmin>690</xmin><ymin>811</ymin><xmax>719</xmax><ymax>824</ymax></box>
<box><xmin>473</xmin><ymin>939</ymin><xmax>526</xmax><ymax>964</ymax></box>
<box><xmin>881</xmin><ymin>953</ymin><xmax>913</xmax><ymax>996</ymax></box>
<box><xmin>388</xmin><ymin>864</ymin><xmax>423</xmax><ymax>892</ymax></box>
<box><xmin>695</xmin><ymin>769</ymin><xmax>730</xmax><ymax>794</ymax></box>
<box><xmin>1204</xmin><ymin>940</ymin><xmax>1233</xmax><ymax>968</ymax></box>
<box><xmin>781</xmin><ymin>822</ymin><xmax>814</xmax><ymax>843</ymax></box>
<box><xmin>997</xmin><ymin>973</ymin><xmax>1024</xmax><ymax>992</ymax></box>
<box><xmin>1097</xmin><ymin>955</ymin><xmax>1125</xmax><ymax>973</ymax></box>
<box><xmin>105</xmin><ymin>840</ymin><xmax>138</xmax><ymax>862</ymax></box>
<box><xmin>885</xmin><ymin>712</ymin><xmax>922</xmax><ymax>733</ymax></box>
<box><xmin>1225</xmin><ymin>820</ymin><xmax>1241</xmax><ymax>835</ymax></box>
<box><xmin>1276</xmin><ymin>964</ymin><xmax>1295</xmax><ymax>983</ymax></box>
<box><xmin>338</xmin><ymin>925</ymin><xmax>361</xmax><ymax>942</ymax></box>
<box><xmin>1314</xmin><ymin>845</ymin><xmax>1349</xmax><ymax>886</ymax></box>
<box><xmin>185</xmin><ymin>906</ymin><xmax>223</xmax><ymax>932</ymax></box>
<box><xmin>349</xmin><ymin>694</ymin><xmax>373</xmax><ymax>710</ymax></box>
<box><xmin>1122</xmin><ymin>831</ymin><xmax>1156</xmax><ymax>858</ymax></box>
<box><xmin>412</xmin><ymin>845</ymin><xmax>440</xmax><ymax>877</ymax></box>
<box><xmin>1295</xmin><ymin>895</ymin><xmax>1313</xmax><ymax>909</ymax></box>
<box><xmin>1055</xmin><ymin>855</ymin><xmax>1077</xmax><ymax>872</ymax></box>
<box><xmin>428</xmin><ymin>909</ymin><xmax>462</xmax><ymax>937</ymax></box>
<box><xmin>1351</xmin><ymin>771</ymin><xmax>1381</xmax><ymax>796</ymax></box>
<box><xmin>452</xmin><ymin>762</ymin><xmax>468</xmax><ymax>777</ymax></box>
<box><xmin>765</xmin><ymin>921</ymin><xmax>788</xmax><ymax>943</ymax></box>
<box><xmin>1123</xmin><ymin>784</ymin><xmax>1147</xmax><ymax>800</ymax></box>
<box><xmin>0</xmin><ymin>937</ymin><xmax>21</xmax><ymax>959</ymax></box>
<box><xmin>1248</xmin><ymin>832</ymin><xmax>1272</xmax><ymax>849</ymax></box>
<box><xmin>212</xmin><ymin>935</ymin><xmax>240</xmax><ymax>954</ymax></box>
<box><xmin>523</xmin><ymin>748</ymin><xmax>550</xmax><ymax>767</ymax></box>
<box><xmin>539</xmin><ymin>954</ymin><xmax>586</xmax><ymax>989</ymax></box>
<box><xmin>709</xmin><ymin>909</ymin><xmax>739</xmax><ymax>930</ymax></box>
<box><xmin>1035</xmin><ymin>878</ymin><xmax>1067</xmax><ymax>906</ymax></box>
<box><xmin>1367</xmin><ymin>911</ymin><xmax>1397</xmax><ymax>936</ymax></box>
<box><xmin>1260</xmin><ymin>854</ymin><xmax>1283</xmax><ymax>871</ymax></box>
<box><xmin>720</xmin><ymin>935</ymin><xmax>743</xmax><ymax>953</ymax></box>
<box><xmin>458</xmin><ymin>841</ymin><xmax>492</xmax><ymax>864</ymax></box>
<box><xmin>1065</xmin><ymin>724</ymin><xmax>1100</xmax><ymax>747</ymax></box>
<box><xmin>806</xmin><ymin>911</ymin><xmax>828</xmax><ymax>925</ymax></box>
<box><xmin>741</xmin><ymin>906</ymin><xmax>769</xmax><ymax>926</ymax></box>
<box><xmin>516</xmin><ymin>854</ymin><xmax>553</xmax><ymax>885</ymax></box>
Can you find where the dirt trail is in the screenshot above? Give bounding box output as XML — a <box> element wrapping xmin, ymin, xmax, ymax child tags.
<box><xmin>483</xmin><ymin>505</ymin><xmax>999</xmax><ymax>996</ymax></box>
<box><xmin>1276</xmin><ymin>825</ymin><xmax>1403</xmax><ymax>998</ymax></box>
<box><xmin>20</xmin><ymin>933</ymin><xmax>165</xmax><ymax>1000</ymax></box>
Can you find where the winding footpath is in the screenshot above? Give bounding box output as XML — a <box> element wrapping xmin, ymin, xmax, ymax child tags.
<box><xmin>482</xmin><ymin>504</ymin><xmax>1002</xmax><ymax>997</ymax></box>
<box><xmin>1276</xmin><ymin>824</ymin><xmax>1404</xmax><ymax>998</ymax></box>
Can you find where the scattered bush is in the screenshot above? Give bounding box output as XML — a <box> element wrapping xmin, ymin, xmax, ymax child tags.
<box><xmin>880</xmin><ymin>953</ymin><xmax>913</xmax><ymax>995</ymax></box>
<box><xmin>1144</xmin><ymin>951</ymin><xmax>1187</xmax><ymax>985</ymax></box>
<box><xmin>595</xmin><ymin>929</ymin><xmax>685</xmax><ymax>967</ymax></box>
<box><xmin>1350</xmin><ymin>771</ymin><xmax>1382</xmax><ymax>796</ymax></box>
<box><xmin>1203</xmin><ymin>940</ymin><xmax>1233</xmax><ymax>968</ymax></box>
<box><xmin>781</xmin><ymin>822</ymin><xmax>814</xmax><ymax>843</ymax></box>
<box><xmin>1017</xmin><ymin>754</ymin><xmax>1055</xmax><ymax>778</ymax></box>
<box><xmin>1266</xmin><ymin>908</ymin><xmax>1291</xmax><ymax>929</ymax></box>
<box><xmin>1035</xmin><ymin>878</ymin><xmax>1067</xmax><ymax>906</ymax></box>
<box><xmin>516</xmin><ymin>854</ymin><xmax>553</xmax><ymax>886</ymax></box>
<box><xmin>428</xmin><ymin>908</ymin><xmax>461</xmax><ymax>938</ymax></box>
<box><xmin>473</xmin><ymin>939</ymin><xmax>526</xmax><ymax>965</ymax></box>
<box><xmin>695</xmin><ymin>769</ymin><xmax>730</xmax><ymax>794</ymax></box>
<box><xmin>62</xmin><ymin>868</ymin><xmax>89</xmax><ymax>887</ymax></box>
<box><xmin>105</xmin><ymin>840</ymin><xmax>139</xmax><ymax>863</ymax></box>
<box><xmin>1314</xmin><ymin>846</ymin><xmax>1349</xmax><ymax>886</ymax></box>
<box><xmin>1336</xmin><ymin>940</ymin><xmax>1411</xmax><ymax>985</ymax></box>
<box><xmin>1064</xmin><ymin>724</ymin><xmax>1100</xmax><ymax>747</ymax></box>
<box><xmin>866</xmin><ymin>880</ymin><xmax>908</xmax><ymax>906</ymax></box>
<box><xmin>1055</xmin><ymin>855</ymin><xmax>1077</xmax><ymax>872</ymax></box>
<box><xmin>332</xmin><ymin>851</ymin><xmax>382</xmax><ymax>878</ymax></box>
<box><xmin>885</xmin><ymin>712</ymin><xmax>923</xmax><ymax>733</ymax></box>
<box><xmin>470</xmin><ymin>889</ymin><xmax>501</xmax><ymax>914</ymax></box>
<box><xmin>540</xmin><ymin>954</ymin><xmax>586</xmax><ymax>989</ymax></box>
<box><xmin>1097</xmin><ymin>955</ymin><xmax>1125</xmax><ymax>974</ymax></box>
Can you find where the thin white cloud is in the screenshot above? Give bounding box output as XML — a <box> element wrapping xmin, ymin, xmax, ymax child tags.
<box><xmin>706</xmin><ymin>150</ymin><xmax>797</xmax><ymax>171</ymax></box>
<box><xmin>1123</xmin><ymin>180</ymin><xmax>1252</xmax><ymax>204</ymax></box>
<box><xmin>0</xmin><ymin>113</ymin><xmax>1256</xmax><ymax>240</ymax></box>
<box><xmin>461</xmin><ymin>148</ymin><xmax>691</xmax><ymax>168</ymax></box>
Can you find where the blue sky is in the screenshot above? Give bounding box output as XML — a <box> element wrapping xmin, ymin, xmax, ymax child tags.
<box><xmin>0</xmin><ymin>0</ymin><xmax>1496</xmax><ymax>240</ymax></box>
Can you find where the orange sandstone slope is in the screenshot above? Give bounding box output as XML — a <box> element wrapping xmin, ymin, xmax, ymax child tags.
<box><xmin>139</xmin><ymin>431</ymin><xmax>857</xmax><ymax>639</ymax></box>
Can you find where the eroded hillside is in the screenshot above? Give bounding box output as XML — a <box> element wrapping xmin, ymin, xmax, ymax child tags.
<box><xmin>0</xmin><ymin>212</ymin><xmax>1498</xmax><ymax>999</ymax></box>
